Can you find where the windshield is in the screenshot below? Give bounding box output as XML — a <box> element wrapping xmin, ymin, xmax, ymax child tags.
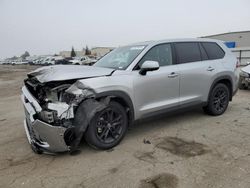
<box><xmin>94</xmin><ymin>45</ymin><xmax>145</xmax><ymax>70</ymax></box>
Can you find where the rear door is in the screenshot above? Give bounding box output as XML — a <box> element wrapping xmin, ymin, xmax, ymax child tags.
<box><xmin>174</xmin><ymin>42</ymin><xmax>213</xmax><ymax>106</ymax></box>
<box><xmin>201</xmin><ymin>42</ymin><xmax>226</xmax><ymax>74</ymax></box>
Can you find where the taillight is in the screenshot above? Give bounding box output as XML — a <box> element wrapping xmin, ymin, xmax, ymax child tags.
<box><xmin>236</xmin><ymin>60</ymin><xmax>240</xmax><ymax>68</ymax></box>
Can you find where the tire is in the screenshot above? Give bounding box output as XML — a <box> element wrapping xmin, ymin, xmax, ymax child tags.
<box><xmin>203</xmin><ymin>83</ymin><xmax>230</xmax><ymax>116</ymax></box>
<box><xmin>84</xmin><ymin>101</ymin><xmax>128</xmax><ymax>149</ymax></box>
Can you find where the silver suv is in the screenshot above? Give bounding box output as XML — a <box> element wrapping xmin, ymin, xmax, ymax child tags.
<box><xmin>21</xmin><ymin>38</ymin><xmax>238</xmax><ymax>154</ymax></box>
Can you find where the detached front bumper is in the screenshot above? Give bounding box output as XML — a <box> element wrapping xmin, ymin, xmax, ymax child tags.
<box><xmin>21</xmin><ymin>86</ymin><xmax>70</xmax><ymax>153</ymax></box>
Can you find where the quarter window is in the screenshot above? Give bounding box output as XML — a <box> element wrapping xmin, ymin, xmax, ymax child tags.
<box><xmin>201</xmin><ymin>42</ymin><xmax>225</xmax><ymax>60</ymax></box>
<box><xmin>137</xmin><ymin>44</ymin><xmax>173</xmax><ymax>68</ymax></box>
<box><xmin>175</xmin><ymin>42</ymin><xmax>201</xmax><ymax>64</ymax></box>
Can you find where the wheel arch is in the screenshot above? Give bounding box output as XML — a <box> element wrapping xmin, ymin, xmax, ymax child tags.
<box><xmin>95</xmin><ymin>90</ymin><xmax>135</xmax><ymax>126</ymax></box>
<box><xmin>208</xmin><ymin>76</ymin><xmax>233</xmax><ymax>101</ymax></box>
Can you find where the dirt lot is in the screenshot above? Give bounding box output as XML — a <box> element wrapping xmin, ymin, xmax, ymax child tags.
<box><xmin>0</xmin><ymin>65</ymin><xmax>250</xmax><ymax>188</ymax></box>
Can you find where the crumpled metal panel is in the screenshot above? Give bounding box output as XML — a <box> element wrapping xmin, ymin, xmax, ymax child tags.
<box><xmin>27</xmin><ymin>65</ymin><xmax>114</xmax><ymax>83</ymax></box>
<box><xmin>32</xmin><ymin>120</ymin><xmax>69</xmax><ymax>152</ymax></box>
<box><xmin>21</xmin><ymin>86</ymin><xmax>42</xmax><ymax>113</ymax></box>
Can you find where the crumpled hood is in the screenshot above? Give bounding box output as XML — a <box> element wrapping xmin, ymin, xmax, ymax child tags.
<box><xmin>241</xmin><ymin>65</ymin><xmax>250</xmax><ymax>74</ymax></box>
<box><xmin>28</xmin><ymin>65</ymin><xmax>114</xmax><ymax>83</ymax></box>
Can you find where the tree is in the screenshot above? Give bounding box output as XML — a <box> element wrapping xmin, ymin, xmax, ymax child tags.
<box><xmin>85</xmin><ymin>45</ymin><xmax>91</xmax><ymax>55</ymax></box>
<box><xmin>21</xmin><ymin>51</ymin><xmax>30</xmax><ymax>60</ymax></box>
<box><xmin>71</xmin><ymin>47</ymin><xmax>76</xmax><ymax>57</ymax></box>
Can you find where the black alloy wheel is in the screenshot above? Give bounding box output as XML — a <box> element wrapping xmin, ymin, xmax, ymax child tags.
<box><xmin>212</xmin><ymin>88</ymin><xmax>228</xmax><ymax>113</ymax></box>
<box><xmin>96</xmin><ymin>108</ymin><xmax>123</xmax><ymax>144</ymax></box>
<box><xmin>84</xmin><ymin>101</ymin><xmax>128</xmax><ymax>149</ymax></box>
<box><xmin>203</xmin><ymin>83</ymin><xmax>230</xmax><ymax>116</ymax></box>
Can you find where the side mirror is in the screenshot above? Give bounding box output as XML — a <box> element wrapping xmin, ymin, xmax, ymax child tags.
<box><xmin>139</xmin><ymin>61</ymin><xmax>159</xmax><ymax>75</ymax></box>
<box><xmin>247</xmin><ymin>62</ymin><xmax>250</xmax><ymax>65</ymax></box>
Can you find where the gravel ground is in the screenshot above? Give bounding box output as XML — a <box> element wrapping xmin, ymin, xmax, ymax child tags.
<box><xmin>0</xmin><ymin>65</ymin><xmax>250</xmax><ymax>188</ymax></box>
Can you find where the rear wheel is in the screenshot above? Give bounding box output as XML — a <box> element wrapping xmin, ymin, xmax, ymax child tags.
<box><xmin>84</xmin><ymin>101</ymin><xmax>128</xmax><ymax>149</ymax></box>
<box><xmin>203</xmin><ymin>83</ymin><xmax>230</xmax><ymax>116</ymax></box>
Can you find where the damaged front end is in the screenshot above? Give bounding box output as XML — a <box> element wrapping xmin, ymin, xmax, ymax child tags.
<box><xmin>239</xmin><ymin>65</ymin><xmax>250</xmax><ymax>90</ymax></box>
<box><xmin>21</xmin><ymin>77</ymin><xmax>106</xmax><ymax>154</ymax></box>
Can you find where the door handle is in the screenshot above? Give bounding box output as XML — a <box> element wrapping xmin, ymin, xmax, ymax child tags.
<box><xmin>207</xmin><ymin>66</ymin><xmax>215</xmax><ymax>71</ymax></box>
<box><xmin>168</xmin><ymin>72</ymin><xmax>179</xmax><ymax>78</ymax></box>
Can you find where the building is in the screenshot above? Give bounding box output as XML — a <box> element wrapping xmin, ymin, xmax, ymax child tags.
<box><xmin>203</xmin><ymin>31</ymin><xmax>250</xmax><ymax>65</ymax></box>
<box><xmin>202</xmin><ymin>31</ymin><xmax>250</xmax><ymax>47</ymax></box>
<box><xmin>91</xmin><ymin>47</ymin><xmax>115</xmax><ymax>57</ymax></box>
<box><xmin>59</xmin><ymin>50</ymin><xmax>85</xmax><ymax>58</ymax></box>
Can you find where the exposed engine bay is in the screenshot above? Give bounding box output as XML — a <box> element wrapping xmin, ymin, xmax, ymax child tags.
<box><xmin>25</xmin><ymin>78</ymin><xmax>77</xmax><ymax>126</ymax></box>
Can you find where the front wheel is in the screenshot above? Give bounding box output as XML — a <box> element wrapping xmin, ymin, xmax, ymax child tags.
<box><xmin>203</xmin><ymin>83</ymin><xmax>230</xmax><ymax>116</ymax></box>
<box><xmin>84</xmin><ymin>101</ymin><xmax>128</xmax><ymax>149</ymax></box>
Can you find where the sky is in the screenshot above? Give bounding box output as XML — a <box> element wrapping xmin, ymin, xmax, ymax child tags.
<box><xmin>0</xmin><ymin>0</ymin><xmax>250</xmax><ymax>59</ymax></box>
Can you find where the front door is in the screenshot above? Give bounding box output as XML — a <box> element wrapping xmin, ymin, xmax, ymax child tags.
<box><xmin>132</xmin><ymin>43</ymin><xmax>180</xmax><ymax>119</ymax></box>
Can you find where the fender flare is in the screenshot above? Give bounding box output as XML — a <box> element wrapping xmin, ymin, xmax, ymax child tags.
<box><xmin>71</xmin><ymin>98</ymin><xmax>107</xmax><ymax>152</ymax></box>
<box><xmin>208</xmin><ymin>75</ymin><xmax>233</xmax><ymax>101</ymax></box>
<box><xmin>70</xmin><ymin>90</ymin><xmax>134</xmax><ymax>152</ymax></box>
<box><xmin>95</xmin><ymin>90</ymin><xmax>135</xmax><ymax>126</ymax></box>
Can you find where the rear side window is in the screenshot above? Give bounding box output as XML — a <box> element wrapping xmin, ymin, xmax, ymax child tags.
<box><xmin>201</xmin><ymin>42</ymin><xmax>225</xmax><ymax>60</ymax></box>
<box><xmin>175</xmin><ymin>42</ymin><xmax>201</xmax><ymax>64</ymax></box>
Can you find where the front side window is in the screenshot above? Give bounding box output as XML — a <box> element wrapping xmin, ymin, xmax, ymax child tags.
<box><xmin>137</xmin><ymin>43</ymin><xmax>173</xmax><ymax>68</ymax></box>
<box><xmin>175</xmin><ymin>42</ymin><xmax>201</xmax><ymax>64</ymax></box>
<box><xmin>94</xmin><ymin>46</ymin><xmax>145</xmax><ymax>70</ymax></box>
